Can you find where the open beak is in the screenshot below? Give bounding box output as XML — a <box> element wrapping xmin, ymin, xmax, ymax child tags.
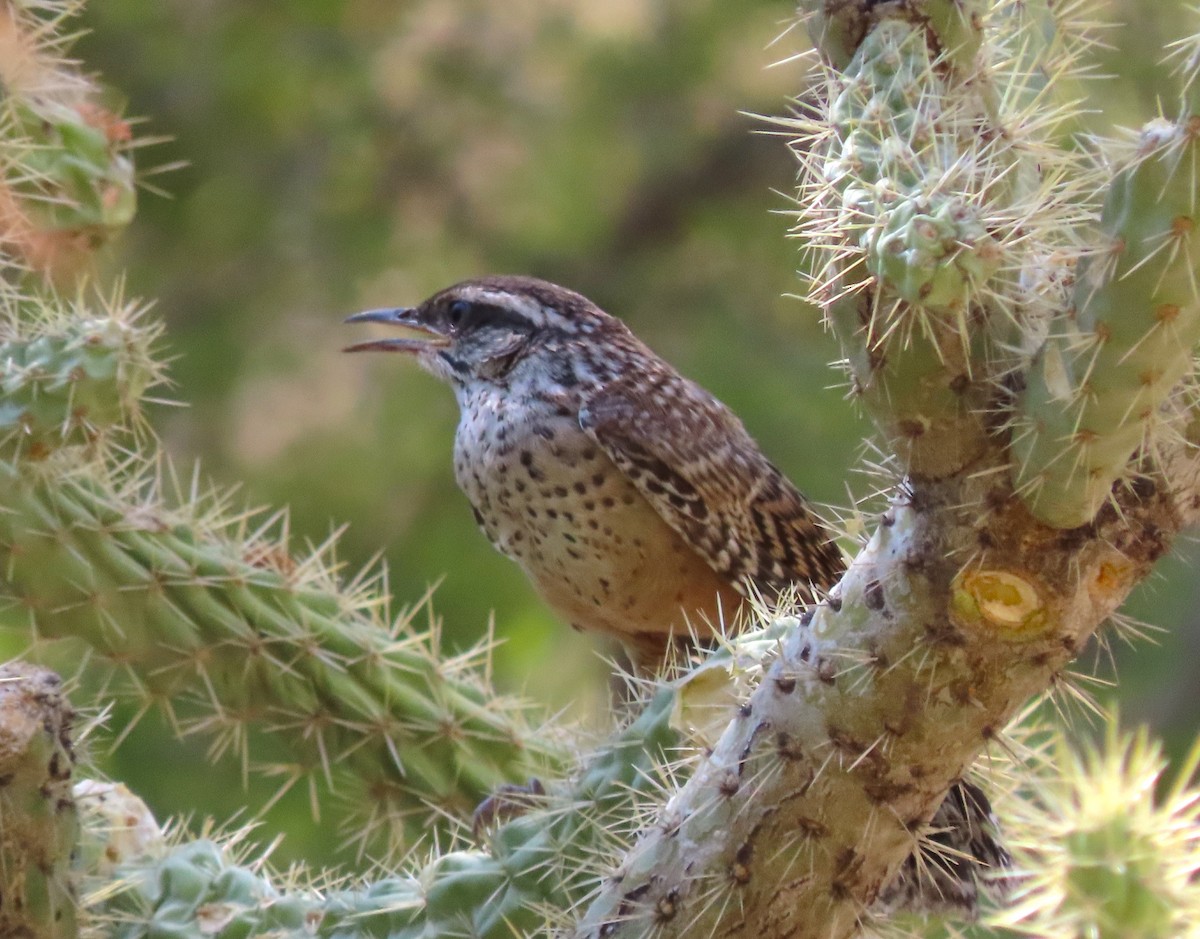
<box><xmin>342</xmin><ymin>308</ymin><xmax>451</xmax><ymax>353</ymax></box>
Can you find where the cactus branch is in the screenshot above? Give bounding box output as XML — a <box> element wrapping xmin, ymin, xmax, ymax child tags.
<box><xmin>573</xmin><ymin>440</ymin><xmax>1198</xmax><ymax>939</ymax></box>
<box><xmin>0</xmin><ymin>292</ymin><xmax>160</xmax><ymax>460</ymax></box>
<box><xmin>0</xmin><ymin>455</ymin><xmax>563</xmax><ymax>857</ymax></box>
<box><xmin>570</xmin><ymin>3</ymin><xmax>1200</xmax><ymax>935</ymax></box>
<box><xmin>0</xmin><ymin>661</ymin><xmax>78</xmax><ymax>939</ymax></box>
<box><xmin>88</xmin><ymin>688</ymin><xmax>679</xmax><ymax>939</ymax></box>
<box><xmin>0</xmin><ymin>0</ymin><xmax>135</xmax><ymax>282</ymax></box>
<box><xmin>1013</xmin><ymin>93</ymin><xmax>1200</xmax><ymax>528</ymax></box>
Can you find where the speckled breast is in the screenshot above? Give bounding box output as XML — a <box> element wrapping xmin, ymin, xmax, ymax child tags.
<box><xmin>451</xmin><ymin>388</ymin><xmax>742</xmax><ymax>651</ymax></box>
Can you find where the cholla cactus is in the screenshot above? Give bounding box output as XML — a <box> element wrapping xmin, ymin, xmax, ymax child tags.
<box><xmin>0</xmin><ymin>293</ymin><xmax>160</xmax><ymax>459</ymax></box>
<box><xmin>65</xmin><ymin>690</ymin><xmax>1200</xmax><ymax>939</ymax></box>
<box><xmin>4</xmin><ymin>2</ymin><xmax>1200</xmax><ymax>939</ymax></box>
<box><xmin>574</xmin><ymin>3</ymin><xmax>1200</xmax><ymax>937</ymax></box>
<box><xmin>1012</xmin><ymin>101</ymin><xmax>1200</xmax><ymax>525</ymax></box>
<box><xmin>81</xmin><ymin>689</ymin><xmax>680</xmax><ymax>939</ymax></box>
<box><xmin>992</xmin><ymin>724</ymin><xmax>1200</xmax><ymax>939</ymax></box>
<box><xmin>0</xmin><ymin>0</ymin><xmax>135</xmax><ymax>281</ymax></box>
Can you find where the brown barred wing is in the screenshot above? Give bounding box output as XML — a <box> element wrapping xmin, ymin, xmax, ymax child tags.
<box><xmin>577</xmin><ymin>370</ymin><xmax>844</xmax><ymax>603</ymax></box>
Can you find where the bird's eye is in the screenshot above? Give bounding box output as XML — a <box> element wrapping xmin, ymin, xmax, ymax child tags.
<box><xmin>447</xmin><ymin>300</ymin><xmax>471</xmax><ymax>328</ymax></box>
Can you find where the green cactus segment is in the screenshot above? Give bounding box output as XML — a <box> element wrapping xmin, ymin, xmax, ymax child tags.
<box><xmin>816</xmin><ymin>18</ymin><xmax>1002</xmax><ymax>476</ymax></box>
<box><xmin>0</xmin><ymin>662</ymin><xmax>79</xmax><ymax>939</ymax></box>
<box><xmin>0</xmin><ymin>1</ymin><xmax>137</xmax><ymax>279</ymax></box>
<box><xmin>6</xmin><ymin>97</ymin><xmax>137</xmax><ymax>247</ymax></box>
<box><xmin>826</xmin><ymin>287</ymin><xmax>990</xmax><ymax>476</ymax></box>
<box><xmin>993</xmin><ymin>726</ymin><xmax>1200</xmax><ymax>939</ymax></box>
<box><xmin>1013</xmin><ymin>118</ymin><xmax>1200</xmax><ymax>528</ymax></box>
<box><xmin>101</xmin><ymin>841</ymin><xmax>324</xmax><ymax>939</ymax></box>
<box><xmin>1061</xmin><ymin>822</ymin><xmax>1177</xmax><ymax>939</ymax></box>
<box><xmin>828</xmin><ymin>20</ymin><xmax>1001</xmax><ymax>316</ymax></box>
<box><xmin>863</xmin><ymin>196</ymin><xmax>1002</xmax><ymax>312</ymax></box>
<box><xmin>102</xmin><ymin>839</ymin><xmax>475</xmax><ymax>938</ymax></box>
<box><xmin>0</xmin><ymin>311</ymin><xmax>157</xmax><ymax>458</ymax></box>
<box><xmin>94</xmin><ymin>690</ymin><xmax>679</xmax><ymax>939</ymax></box>
<box><xmin>0</xmin><ymin>459</ymin><xmax>562</xmax><ymax>850</ymax></box>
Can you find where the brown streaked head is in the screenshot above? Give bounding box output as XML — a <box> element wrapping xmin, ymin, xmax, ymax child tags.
<box><xmin>344</xmin><ymin>275</ymin><xmax>619</xmax><ymax>385</ymax></box>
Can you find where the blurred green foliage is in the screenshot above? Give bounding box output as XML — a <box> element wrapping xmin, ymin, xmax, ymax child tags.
<box><xmin>68</xmin><ymin>0</ymin><xmax>1200</xmax><ymax>862</ymax></box>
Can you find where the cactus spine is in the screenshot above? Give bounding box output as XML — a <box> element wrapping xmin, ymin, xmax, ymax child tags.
<box><xmin>1012</xmin><ymin>80</ymin><xmax>1200</xmax><ymax>526</ymax></box>
<box><xmin>88</xmin><ymin>689</ymin><xmax>679</xmax><ymax>939</ymax></box>
<box><xmin>0</xmin><ymin>0</ymin><xmax>560</xmax><ymax>862</ymax></box>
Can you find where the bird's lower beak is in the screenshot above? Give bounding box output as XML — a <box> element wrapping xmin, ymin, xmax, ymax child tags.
<box><xmin>342</xmin><ymin>308</ymin><xmax>451</xmax><ymax>353</ymax></box>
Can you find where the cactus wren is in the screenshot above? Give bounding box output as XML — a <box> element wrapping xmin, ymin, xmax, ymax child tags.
<box><xmin>345</xmin><ymin>274</ymin><xmax>1008</xmax><ymax>914</ymax></box>
<box><xmin>345</xmin><ymin>275</ymin><xmax>843</xmax><ymax>666</ymax></box>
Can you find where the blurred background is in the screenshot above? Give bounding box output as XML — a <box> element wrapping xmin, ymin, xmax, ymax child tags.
<box><xmin>70</xmin><ymin>0</ymin><xmax>1200</xmax><ymax>856</ymax></box>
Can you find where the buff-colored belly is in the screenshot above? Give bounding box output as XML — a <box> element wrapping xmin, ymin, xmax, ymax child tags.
<box><xmin>455</xmin><ymin>413</ymin><xmax>744</xmax><ymax>654</ymax></box>
<box><xmin>522</xmin><ymin>478</ymin><xmax>741</xmax><ymax>639</ymax></box>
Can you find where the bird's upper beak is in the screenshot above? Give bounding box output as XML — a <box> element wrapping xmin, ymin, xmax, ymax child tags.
<box><xmin>342</xmin><ymin>308</ymin><xmax>451</xmax><ymax>353</ymax></box>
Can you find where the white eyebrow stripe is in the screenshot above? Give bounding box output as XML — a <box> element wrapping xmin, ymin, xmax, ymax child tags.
<box><xmin>457</xmin><ymin>286</ymin><xmax>567</xmax><ymax>330</ymax></box>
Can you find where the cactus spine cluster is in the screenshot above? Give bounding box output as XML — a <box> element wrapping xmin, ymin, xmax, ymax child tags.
<box><xmin>1012</xmin><ymin>52</ymin><xmax>1200</xmax><ymax>526</ymax></box>
<box><xmin>570</xmin><ymin>2</ymin><xmax>1200</xmax><ymax>937</ymax></box>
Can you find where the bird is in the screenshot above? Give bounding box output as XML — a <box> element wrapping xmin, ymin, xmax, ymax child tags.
<box><xmin>344</xmin><ymin>274</ymin><xmax>1008</xmax><ymax>914</ymax></box>
<box><xmin>344</xmin><ymin>274</ymin><xmax>844</xmax><ymax>669</ymax></box>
